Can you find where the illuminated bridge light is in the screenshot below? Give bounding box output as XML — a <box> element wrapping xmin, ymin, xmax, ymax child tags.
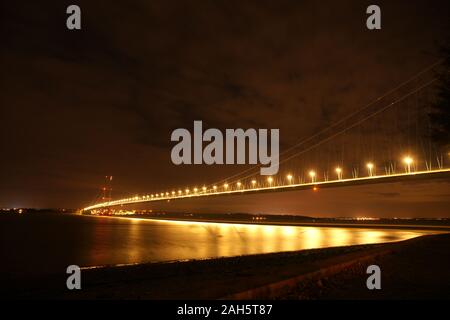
<box><xmin>202</xmin><ymin>186</ymin><xmax>207</xmax><ymax>192</ymax></box>
<box><xmin>251</xmin><ymin>180</ymin><xmax>256</xmax><ymax>187</ymax></box>
<box><xmin>171</xmin><ymin>191</ymin><xmax>175</xmax><ymax>195</ymax></box>
<box><xmin>309</xmin><ymin>170</ymin><xmax>316</xmax><ymax>183</ymax></box>
<box><xmin>335</xmin><ymin>167</ymin><xmax>342</xmax><ymax>180</ymax></box>
<box><xmin>237</xmin><ymin>181</ymin><xmax>241</xmax><ymax>188</ymax></box>
<box><xmin>185</xmin><ymin>189</ymin><xmax>190</xmax><ymax>194</ymax></box>
<box><xmin>366</xmin><ymin>162</ymin><xmax>374</xmax><ymax>176</ymax></box>
<box><xmin>403</xmin><ymin>156</ymin><xmax>414</xmax><ymax>173</ymax></box>
<box><xmin>178</xmin><ymin>190</ymin><xmax>182</xmax><ymax>195</ymax></box>
<box><xmin>213</xmin><ymin>185</ymin><xmax>217</xmax><ymax>191</ymax></box>
<box><xmin>193</xmin><ymin>187</ymin><xmax>198</xmax><ymax>193</ymax></box>
<box><xmin>224</xmin><ymin>183</ymin><xmax>229</xmax><ymax>190</ymax></box>
<box><xmin>403</xmin><ymin>156</ymin><xmax>413</xmax><ymax>165</ymax></box>
<box><xmin>267</xmin><ymin>177</ymin><xmax>273</xmax><ymax>184</ymax></box>
<box><xmin>286</xmin><ymin>174</ymin><xmax>293</xmax><ymax>183</ymax></box>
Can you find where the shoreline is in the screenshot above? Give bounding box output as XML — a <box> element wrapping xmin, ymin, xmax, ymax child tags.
<box><xmin>86</xmin><ymin>214</ymin><xmax>450</xmax><ymax>231</ymax></box>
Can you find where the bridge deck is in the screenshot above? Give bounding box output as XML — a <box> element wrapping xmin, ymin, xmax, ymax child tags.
<box><xmin>83</xmin><ymin>168</ymin><xmax>450</xmax><ymax>211</ymax></box>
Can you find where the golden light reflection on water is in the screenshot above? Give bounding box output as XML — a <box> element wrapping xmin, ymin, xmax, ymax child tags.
<box><xmin>86</xmin><ymin>216</ymin><xmax>439</xmax><ymax>268</ymax></box>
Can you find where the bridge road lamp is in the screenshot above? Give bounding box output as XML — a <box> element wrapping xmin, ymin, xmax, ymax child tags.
<box><xmin>202</xmin><ymin>186</ymin><xmax>207</xmax><ymax>193</ymax></box>
<box><xmin>251</xmin><ymin>179</ymin><xmax>257</xmax><ymax>189</ymax></box>
<box><xmin>286</xmin><ymin>174</ymin><xmax>293</xmax><ymax>184</ymax></box>
<box><xmin>236</xmin><ymin>182</ymin><xmax>242</xmax><ymax>189</ymax></box>
<box><xmin>366</xmin><ymin>162</ymin><xmax>374</xmax><ymax>177</ymax></box>
<box><xmin>308</xmin><ymin>170</ymin><xmax>316</xmax><ymax>183</ymax></box>
<box><xmin>213</xmin><ymin>185</ymin><xmax>217</xmax><ymax>192</ymax></box>
<box><xmin>267</xmin><ymin>176</ymin><xmax>273</xmax><ymax>187</ymax></box>
<box><xmin>403</xmin><ymin>156</ymin><xmax>413</xmax><ymax>173</ymax></box>
<box><xmin>224</xmin><ymin>183</ymin><xmax>229</xmax><ymax>191</ymax></box>
<box><xmin>335</xmin><ymin>167</ymin><xmax>342</xmax><ymax>180</ymax></box>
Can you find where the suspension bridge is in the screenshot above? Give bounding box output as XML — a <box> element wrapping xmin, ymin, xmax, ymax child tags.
<box><xmin>83</xmin><ymin>60</ymin><xmax>450</xmax><ymax>212</ymax></box>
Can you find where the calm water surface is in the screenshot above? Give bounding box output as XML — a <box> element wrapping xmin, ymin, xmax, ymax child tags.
<box><xmin>0</xmin><ymin>214</ymin><xmax>435</xmax><ymax>275</ymax></box>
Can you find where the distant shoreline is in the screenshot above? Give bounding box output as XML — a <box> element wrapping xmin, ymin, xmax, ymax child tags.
<box><xmin>88</xmin><ymin>214</ymin><xmax>450</xmax><ymax>231</ymax></box>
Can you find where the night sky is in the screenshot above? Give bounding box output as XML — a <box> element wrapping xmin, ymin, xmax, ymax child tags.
<box><xmin>1</xmin><ymin>0</ymin><xmax>449</xmax><ymax>217</ymax></box>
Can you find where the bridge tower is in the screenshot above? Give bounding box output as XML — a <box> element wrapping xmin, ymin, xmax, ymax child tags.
<box><xmin>101</xmin><ymin>175</ymin><xmax>113</xmax><ymax>202</ymax></box>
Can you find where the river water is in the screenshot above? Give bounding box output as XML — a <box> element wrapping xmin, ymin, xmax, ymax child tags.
<box><xmin>0</xmin><ymin>213</ymin><xmax>434</xmax><ymax>276</ymax></box>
